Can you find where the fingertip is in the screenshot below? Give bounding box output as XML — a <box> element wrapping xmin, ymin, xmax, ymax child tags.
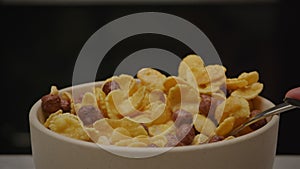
<box><xmin>285</xmin><ymin>87</ymin><xmax>300</xmax><ymax>100</ymax></box>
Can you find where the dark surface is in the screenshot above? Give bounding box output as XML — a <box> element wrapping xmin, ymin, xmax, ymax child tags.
<box><xmin>1</xmin><ymin>2</ymin><xmax>299</xmax><ymax>154</ymax></box>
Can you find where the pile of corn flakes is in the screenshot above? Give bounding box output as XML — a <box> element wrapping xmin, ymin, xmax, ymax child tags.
<box><xmin>42</xmin><ymin>54</ymin><xmax>266</xmax><ymax>147</ymax></box>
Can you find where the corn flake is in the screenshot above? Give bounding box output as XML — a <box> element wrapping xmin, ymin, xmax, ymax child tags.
<box><xmin>106</xmin><ymin>118</ymin><xmax>148</xmax><ymax>137</ymax></box>
<box><xmin>97</xmin><ymin>136</ymin><xmax>110</xmax><ymax>145</ymax></box>
<box><xmin>112</xmin><ymin>74</ymin><xmax>136</xmax><ymax>93</ymax></box>
<box><xmin>178</xmin><ymin>55</ymin><xmax>208</xmax><ymax>87</ymax></box>
<box><xmin>93</xmin><ymin>118</ymin><xmax>114</xmax><ymax>137</ymax></box>
<box><xmin>137</xmin><ymin>68</ymin><xmax>166</xmax><ymax>91</ymax></box>
<box><xmin>94</xmin><ymin>87</ymin><xmax>108</xmax><ymax>117</ymax></box>
<box><xmin>50</xmin><ymin>85</ymin><xmax>59</xmax><ymax>95</ymax></box>
<box><xmin>216</xmin><ymin>95</ymin><xmax>250</xmax><ymax>125</ymax></box>
<box><xmin>44</xmin><ymin>110</ymin><xmax>90</xmax><ymax>141</ymax></box>
<box><xmin>205</xmin><ymin>65</ymin><xmax>227</xmax><ymax>83</ymax></box>
<box><xmin>215</xmin><ymin>116</ymin><xmax>235</xmax><ymax>136</ymax></box>
<box><xmin>194</xmin><ymin>114</ymin><xmax>216</xmax><ymax>137</ymax></box>
<box><xmin>148</xmin><ymin>121</ymin><xmax>174</xmax><ymax>136</ymax></box>
<box><xmin>192</xmin><ymin>134</ymin><xmax>209</xmax><ymax>145</ymax></box>
<box><xmin>226</xmin><ymin>78</ymin><xmax>248</xmax><ymax>90</ymax></box>
<box><xmin>110</xmin><ymin>128</ymin><xmax>132</xmax><ymax>144</ymax></box>
<box><xmin>129</xmin><ymin>86</ymin><xmax>147</xmax><ymax>110</ymax></box>
<box><xmin>238</xmin><ymin>71</ymin><xmax>259</xmax><ymax>85</ymax></box>
<box><xmin>150</xmin><ymin>135</ymin><xmax>168</xmax><ymax>147</ymax></box>
<box><xmin>105</xmin><ymin>90</ymin><xmax>125</xmax><ymax>119</ymax></box>
<box><xmin>168</xmin><ymin>84</ymin><xmax>200</xmax><ymax>115</ymax></box>
<box><xmin>163</xmin><ymin>76</ymin><xmax>188</xmax><ymax>93</ymax></box>
<box><xmin>231</xmin><ymin>82</ymin><xmax>263</xmax><ymax>100</ymax></box>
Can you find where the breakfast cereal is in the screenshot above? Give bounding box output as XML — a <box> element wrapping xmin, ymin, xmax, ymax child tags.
<box><xmin>41</xmin><ymin>54</ymin><xmax>267</xmax><ymax>147</ymax></box>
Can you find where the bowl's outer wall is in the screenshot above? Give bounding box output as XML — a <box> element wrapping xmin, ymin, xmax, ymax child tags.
<box><xmin>31</xmin><ymin>121</ymin><xmax>278</xmax><ymax>169</ymax></box>
<box><xmin>30</xmin><ymin>116</ymin><xmax>278</xmax><ymax>169</ymax></box>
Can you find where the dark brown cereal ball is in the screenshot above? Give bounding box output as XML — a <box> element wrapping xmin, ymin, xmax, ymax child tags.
<box><xmin>165</xmin><ymin>134</ymin><xmax>184</xmax><ymax>147</ymax></box>
<box><xmin>77</xmin><ymin>105</ymin><xmax>103</xmax><ymax>126</ymax></box>
<box><xmin>41</xmin><ymin>94</ymin><xmax>61</xmax><ymax>114</ymax></box>
<box><xmin>175</xmin><ymin>142</ymin><xmax>186</xmax><ymax>147</ymax></box>
<box><xmin>249</xmin><ymin>109</ymin><xmax>267</xmax><ymax>130</ymax></box>
<box><xmin>60</xmin><ymin>99</ymin><xmax>71</xmax><ymax>112</ymax></box>
<box><xmin>172</xmin><ymin>109</ymin><xmax>193</xmax><ymax>127</ymax></box>
<box><xmin>199</xmin><ymin>94</ymin><xmax>212</xmax><ymax>117</ymax></box>
<box><xmin>208</xmin><ymin>135</ymin><xmax>225</xmax><ymax>143</ymax></box>
<box><xmin>102</xmin><ymin>81</ymin><xmax>120</xmax><ymax>95</ymax></box>
<box><xmin>176</xmin><ymin>124</ymin><xmax>196</xmax><ymax>145</ymax></box>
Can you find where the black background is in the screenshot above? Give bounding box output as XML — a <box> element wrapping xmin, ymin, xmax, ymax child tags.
<box><xmin>1</xmin><ymin>1</ymin><xmax>299</xmax><ymax>154</ymax></box>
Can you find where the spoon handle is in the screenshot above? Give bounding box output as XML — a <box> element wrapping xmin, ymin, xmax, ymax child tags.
<box><xmin>229</xmin><ymin>100</ymin><xmax>296</xmax><ymax>136</ymax></box>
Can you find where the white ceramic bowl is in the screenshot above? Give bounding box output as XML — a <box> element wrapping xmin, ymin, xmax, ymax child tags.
<box><xmin>29</xmin><ymin>82</ymin><xmax>279</xmax><ymax>169</ymax></box>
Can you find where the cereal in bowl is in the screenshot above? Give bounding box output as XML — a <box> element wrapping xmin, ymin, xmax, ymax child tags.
<box><xmin>41</xmin><ymin>54</ymin><xmax>267</xmax><ymax>147</ymax></box>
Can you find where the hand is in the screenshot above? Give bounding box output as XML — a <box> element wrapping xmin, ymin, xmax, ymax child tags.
<box><xmin>285</xmin><ymin>87</ymin><xmax>300</xmax><ymax>100</ymax></box>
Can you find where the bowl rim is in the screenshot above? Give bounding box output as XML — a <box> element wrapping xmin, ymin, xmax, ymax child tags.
<box><xmin>29</xmin><ymin>81</ymin><xmax>279</xmax><ymax>154</ymax></box>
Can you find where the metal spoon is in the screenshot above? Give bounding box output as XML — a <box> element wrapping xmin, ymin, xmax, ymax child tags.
<box><xmin>228</xmin><ymin>90</ymin><xmax>300</xmax><ymax>136</ymax></box>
